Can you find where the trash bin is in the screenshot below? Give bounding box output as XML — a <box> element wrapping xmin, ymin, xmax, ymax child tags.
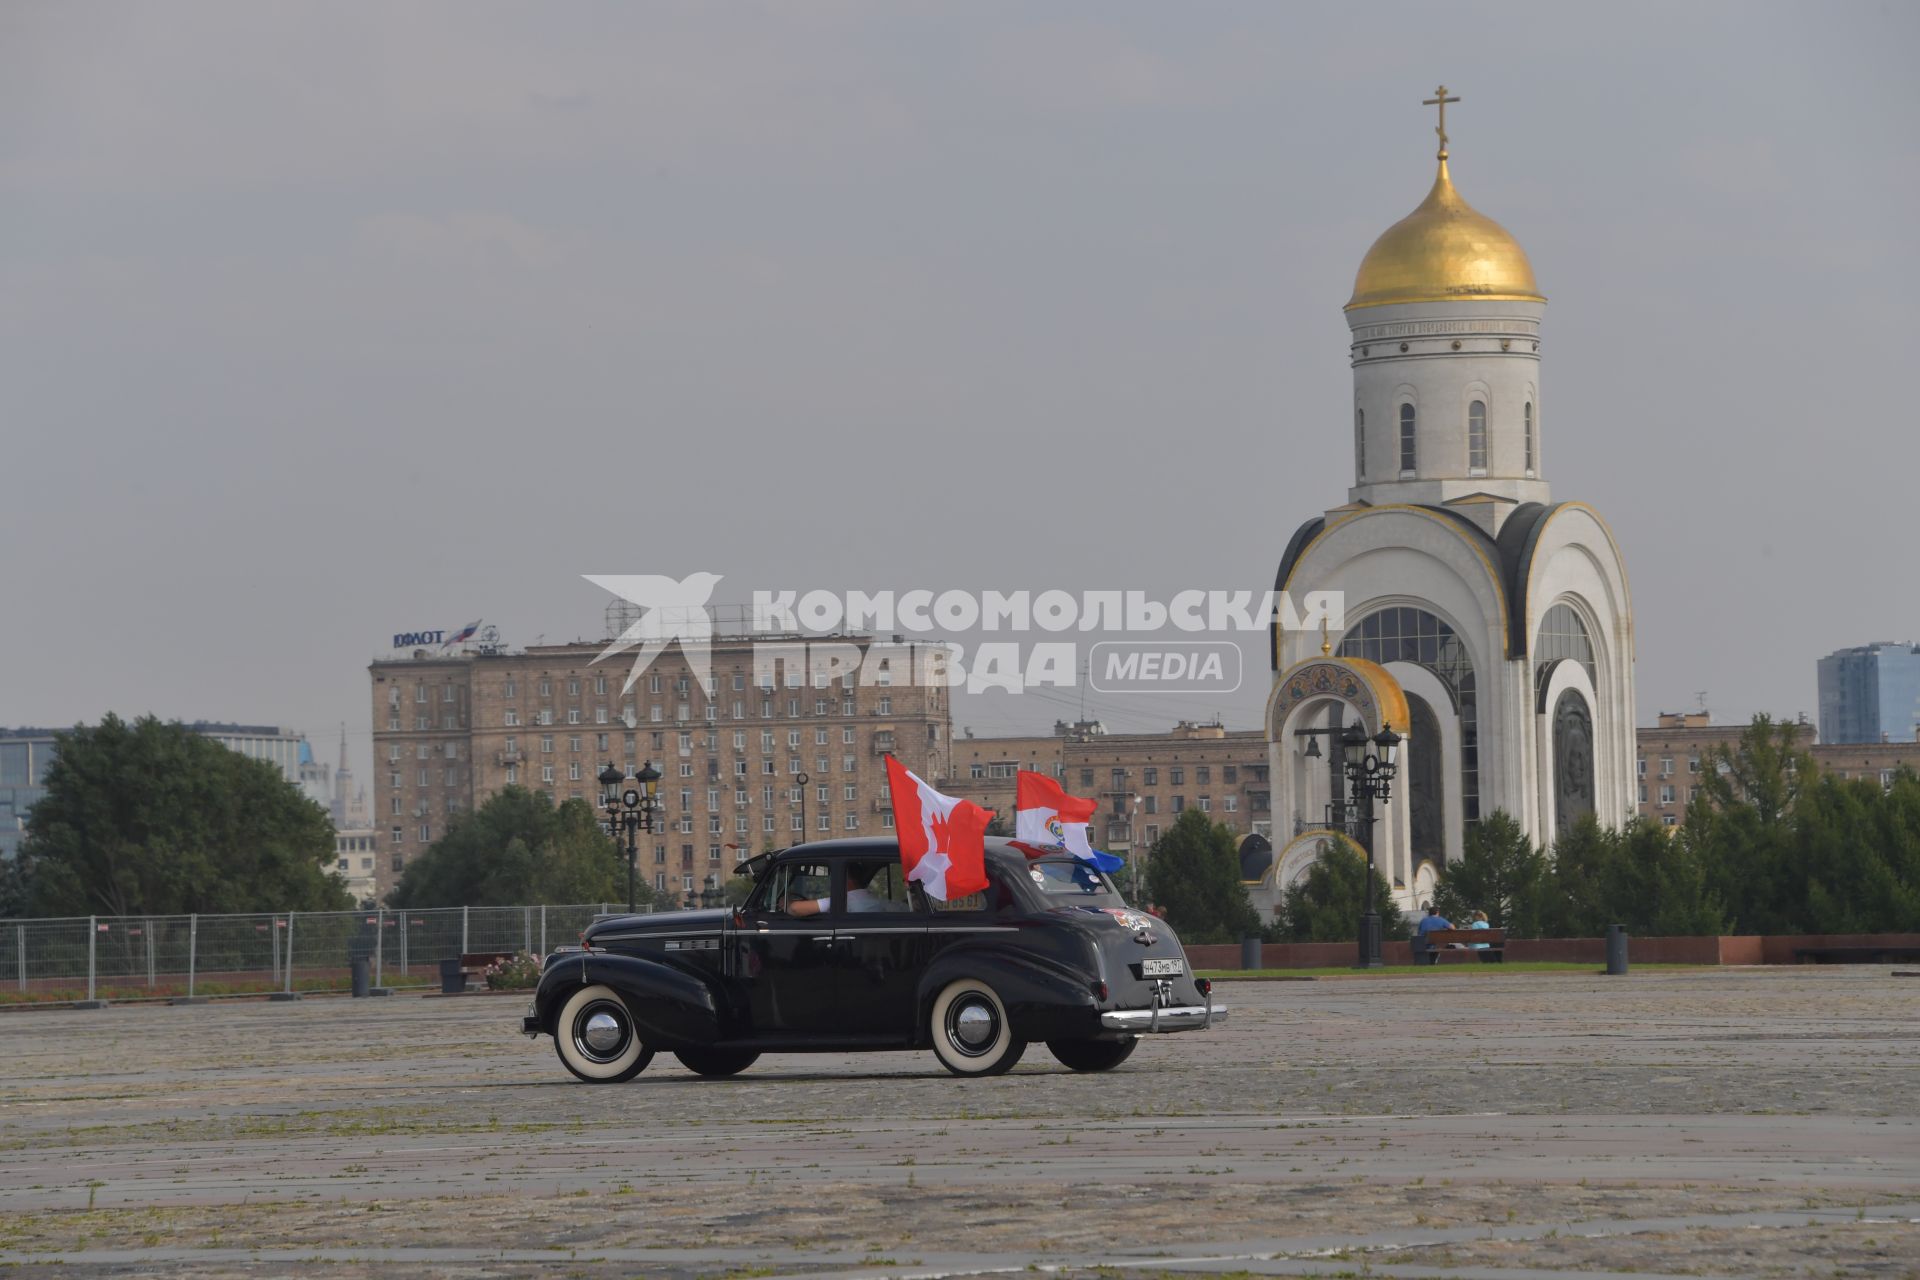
<box><xmin>439</xmin><ymin>957</ymin><xmax>465</xmax><ymax>994</ymax></box>
<box><xmin>1240</xmin><ymin>935</ymin><xmax>1263</xmax><ymax>970</ymax></box>
<box><xmin>350</xmin><ymin>955</ymin><xmax>370</xmax><ymax>998</ymax></box>
<box><xmin>1605</xmin><ymin>924</ymin><xmax>1629</xmax><ymax>976</ymax></box>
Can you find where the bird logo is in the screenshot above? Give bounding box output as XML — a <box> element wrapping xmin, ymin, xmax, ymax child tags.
<box><xmin>583</xmin><ymin>572</ymin><xmax>724</xmax><ymax>694</ymax></box>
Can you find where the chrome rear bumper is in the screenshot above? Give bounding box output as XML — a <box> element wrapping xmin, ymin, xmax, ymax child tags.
<box><xmin>1099</xmin><ymin>1002</ymin><xmax>1225</xmax><ymax>1033</ymax></box>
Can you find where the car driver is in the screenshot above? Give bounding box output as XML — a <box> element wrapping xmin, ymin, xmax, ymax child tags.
<box><xmin>786</xmin><ymin>863</ymin><xmax>889</xmax><ymax>916</ymax></box>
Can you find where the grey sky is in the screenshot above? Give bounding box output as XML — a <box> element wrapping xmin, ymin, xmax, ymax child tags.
<box><xmin>3</xmin><ymin>2</ymin><xmax>1916</xmax><ymax>781</ymax></box>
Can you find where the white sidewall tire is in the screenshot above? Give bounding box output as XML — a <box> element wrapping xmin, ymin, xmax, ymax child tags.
<box><xmin>554</xmin><ymin>984</ymin><xmax>650</xmax><ymax>1083</ymax></box>
<box><xmin>929</xmin><ymin>978</ymin><xmax>1023</xmax><ymax>1076</ymax></box>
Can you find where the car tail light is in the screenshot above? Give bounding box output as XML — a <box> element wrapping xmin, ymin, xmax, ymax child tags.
<box><xmin>1090</xmin><ymin>981</ymin><xmax>1109</xmax><ymax>1001</ymax></box>
<box><xmin>1194</xmin><ymin>977</ymin><xmax>1212</xmax><ymax>997</ymax></box>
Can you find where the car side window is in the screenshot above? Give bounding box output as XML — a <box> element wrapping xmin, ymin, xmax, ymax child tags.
<box><xmin>924</xmin><ymin>868</ymin><xmax>1017</xmax><ymax>915</ymax></box>
<box><xmin>838</xmin><ymin>860</ymin><xmax>921</xmax><ymax>915</ymax></box>
<box><xmin>747</xmin><ymin>862</ymin><xmax>831</xmax><ymax>914</ymax></box>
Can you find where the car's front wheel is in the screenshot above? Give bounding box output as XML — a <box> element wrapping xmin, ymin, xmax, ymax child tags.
<box><xmin>673</xmin><ymin>1047</ymin><xmax>760</xmax><ymax>1077</ymax></box>
<box><xmin>1047</xmin><ymin>1036</ymin><xmax>1138</xmax><ymax>1073</ymax></box>
<box><xmin>929</xmin><ymin>978</ymin><xmax>1026</xmax><ymax>1076</ymax></box>
<box><xmin>554</xmin><ymin>984</ymin><xmax>655</xmax><ymax>1083</ymax></box>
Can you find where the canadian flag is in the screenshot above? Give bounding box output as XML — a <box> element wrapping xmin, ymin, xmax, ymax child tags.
<box><xmin>884</xmin><ymin>755</ymin><xmax>991</xmax><ymax>901</ymax></box>
<box><xmin>1014</xmin><ymin>771</ymin><xmax>1125</xmax><ymax>873</ymax></box>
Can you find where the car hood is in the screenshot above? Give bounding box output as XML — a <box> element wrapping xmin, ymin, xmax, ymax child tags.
<box><xmin>584</xmin><ymin>908</ymin><xmax>732</xmax><ymax>943</ymax></box>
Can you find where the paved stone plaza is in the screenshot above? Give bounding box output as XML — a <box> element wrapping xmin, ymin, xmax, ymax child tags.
<box><xmin>0</xmin><ymin>968</ymin><xmax>1916</xmax><ymax>1278</ymax></box>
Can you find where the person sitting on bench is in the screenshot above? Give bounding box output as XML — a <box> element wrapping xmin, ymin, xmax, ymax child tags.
<box><xmin>1468</xmin><ymin>910</ymin><xmax>1491</xmax><ymax>949</ymax></box>
<box><xmin>1415</xmin><ymin>904</ymin><xmax>1454</xmax><ymax>943</ymax></box>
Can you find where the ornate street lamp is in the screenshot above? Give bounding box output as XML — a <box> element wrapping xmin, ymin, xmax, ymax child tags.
<box><xmin>1341</xmin><ymin>722</ymin><xmax>1402</xmax><ymax>968</ymax></box>
<box><xmin>601</xmin><ymin>760</ymin><xmax>665</xmax><ymax>914</ymax></box>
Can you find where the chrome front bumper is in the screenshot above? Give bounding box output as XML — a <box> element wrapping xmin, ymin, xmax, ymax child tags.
<box><xmin>1099</xmin><ymin>1002</ymin><xmax>1225</xmax><ymax>1033</ymax></box>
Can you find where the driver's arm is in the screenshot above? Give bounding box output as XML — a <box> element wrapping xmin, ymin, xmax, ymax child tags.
<box><xmin>787</xmin><ymin>897</ymin><xmax>824</xmax><ymax>917</ymax></box>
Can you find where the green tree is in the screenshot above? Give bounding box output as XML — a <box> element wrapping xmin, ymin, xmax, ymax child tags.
<box><xmin>1269</xmin><ymin>838</ymin><xmax>1409</xmax><ymax>942</ymax></box>
<box><xmin>1689</xmin><ymin>715</ymin><xmax>1812</xmax><ymax>934</ymax></box>
<box><xmin>1142</xmin><ymin>809</ymin><xmax>1260</xmax><ymax>943</ymax></box>
<box><xmin>1524</xmin><ymin>810</ymin><xmax>1730</xmax><ymax>937</ymax></box>
<box><xmin>1431</xmin><ymin>810</ymin><xmax>1549</xmax><ymax>936</ymax></box>
<box><xmin>17</xmin><ymin>715</ymin><xmax>347</xmax><ymax>917</ymax></box>
<box><xmin>388</xmin><ymin>787</ymin><xmax>652</xmax><ymax>908</ymax></box>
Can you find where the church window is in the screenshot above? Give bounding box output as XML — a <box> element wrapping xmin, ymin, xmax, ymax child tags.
<box><xmin>1468</xmin><ymin>400</ymin><xmax>1487</xmax><ymax>473</ymax></box>
<box><xmin>1524</xmin><ymin>402</ymin><xmax>1535</xmax><ymax>475</ymax></box>
<box><xmin>1355</xmin><ymin>408</ymin><xmax>1365</xmax><ymax>478</ymax></box>
<box><xmin>1534</xmin><ymin>604</ymin><xmax>1597</xmax><ymax>703</ymax></box>
<box><xmin>1398</xmin><ymin>403</ymin><xmax>1416</xmax><ymax>474</ymax></box>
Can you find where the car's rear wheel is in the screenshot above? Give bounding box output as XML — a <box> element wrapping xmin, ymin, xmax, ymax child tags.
<box><xmin>929</xmin><ymin>978</ymin><xmax>1025</xmax><ymax>1076</ymax></box>
<box><xmin>1047</xmin><ymin>1036</ymin><xmax>1138</xmax><ymax>1073</ymax></box>
<box><xmin>673</xmin><ymin>1047</ymin><xmax>760</xmax><ymax>1077</ymax></box>
<box><xmin>554</xmin><ymin>984</ymin><xmax>655</xmax><ymax>1083</ymax></box>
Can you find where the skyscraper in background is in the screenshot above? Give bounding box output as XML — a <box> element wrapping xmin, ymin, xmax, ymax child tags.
<box><xmin>1818</xmin><ymin>644</ymin><xmax>1920</xmax><ymax>744</ymax></box>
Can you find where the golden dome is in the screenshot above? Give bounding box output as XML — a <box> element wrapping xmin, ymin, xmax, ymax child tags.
<box><xmin>1346</xmin><ymin>158</ymin><xmax>1544</xmax><ymax>311</ymax></box>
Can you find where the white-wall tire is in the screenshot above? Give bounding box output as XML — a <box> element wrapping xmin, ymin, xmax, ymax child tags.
<box><xmin>928</xmin><ymin>978</ymin><xmax>1025</xmax><ymax>1076</ymax></box>
<box><xmin>553</xmin><ymin>984</ymin><xmax>654</xmax><ymax>1083</ymax></box>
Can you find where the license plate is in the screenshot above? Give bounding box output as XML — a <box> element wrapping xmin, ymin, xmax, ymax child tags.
<box><xmin>1141</xmin><ymin>958</ymin><xmax>1184</xmax><ymax>977</ymax></box>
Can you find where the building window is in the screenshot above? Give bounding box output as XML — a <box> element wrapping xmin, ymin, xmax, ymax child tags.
<box><xmin>1659</xmin><ymin>784</ymin><xmax>1675</xmax><ymax>804</ymax></box>
<box><xmin>1355</xmin><ymin>407</ymin><xmax>1365</xmax><ymax>479</ymax></box>
<box><xmin>1143</xmin><ymin>767</ymin><xmax>1157</xmax><ymax>786</ymax></box>
<box><xmin>1524</xmin><ymin>402</ymin><xmax>1535</xmax><ymax>475</ymax></box>
<box><xmin>1399</xmin><ymin>403</ymin><xmax>1416</xmax><ymax>474</ymax></box>
<box><xmin>1170</xmin><ymin>767</ymin><xmax>1184</xmax><ymax>786</ymax></box>
<box><xmin>1467</xmin><ymin>400</ymin><xmax>1487</xmax><ymax>473</ymax></box>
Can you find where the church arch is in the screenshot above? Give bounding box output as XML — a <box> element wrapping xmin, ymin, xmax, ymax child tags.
<box><xmin>1405</xmin><ymin>693</ymin><xmax>1447</xmax><ymax>870</ymax></box>
<box><xmin>1337</xmin><ymin>605</ymin><xmax>1481</xmax><ymax>826</ymax></box>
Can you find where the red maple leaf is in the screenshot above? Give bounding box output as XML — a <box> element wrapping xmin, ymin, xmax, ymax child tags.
<box><xmin>926</xmin><ymin>810</ymin><xmax>954</xmax><ymax>851</ymax></box>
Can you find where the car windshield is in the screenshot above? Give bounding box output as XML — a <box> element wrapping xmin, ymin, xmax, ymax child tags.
<box><xmin>1025</xmin><ymin>859</ymin><xmax>1125</xmax><ymax>904</ymax></box>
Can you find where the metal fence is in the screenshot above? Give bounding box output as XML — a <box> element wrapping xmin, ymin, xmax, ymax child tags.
<box><xmin>0</xmin><ymin>903</ymin><xmax>654</xmax><ymax>1002</ymax></box>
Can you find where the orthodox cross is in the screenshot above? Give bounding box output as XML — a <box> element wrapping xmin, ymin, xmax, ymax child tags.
<box><xmin>1423</xmin><ymin>85</ymin><xmax>1460</xmax><ymax>159</ymax></box>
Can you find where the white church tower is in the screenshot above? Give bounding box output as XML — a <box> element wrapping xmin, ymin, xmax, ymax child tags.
<box><xmin>1259</xmin><ymin>89</ymin><xmax>1635</xmax><ymax>912</ymax></box>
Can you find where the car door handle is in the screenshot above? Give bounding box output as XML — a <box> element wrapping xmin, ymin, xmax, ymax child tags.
<box><xmin>810</xmin><ymin>935</ymin><xmax>836</xmax><ymax>943</ymax></box>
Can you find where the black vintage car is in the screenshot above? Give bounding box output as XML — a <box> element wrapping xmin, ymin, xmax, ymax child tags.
<box><xmin>521</xmin><ymin>838</ymin><xmax>1224</xmax><ymax>1080</ymax></box>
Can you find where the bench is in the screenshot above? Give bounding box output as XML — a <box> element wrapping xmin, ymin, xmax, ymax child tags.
<box><xmin>441</xmin><ymin>952</ymin><xmax>515</xmax><ymax>993</ymax></box>
<box><xmin>1411</xmin><ymin>928</ymin><xmax>1506</xmax><ymax>964</ymax></box>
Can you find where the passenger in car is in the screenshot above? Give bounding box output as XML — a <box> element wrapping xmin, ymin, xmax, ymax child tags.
<box><xmin>786</xmin><ymin>863</ymin><xmax>889</xmax><ymax>916</ymax></box>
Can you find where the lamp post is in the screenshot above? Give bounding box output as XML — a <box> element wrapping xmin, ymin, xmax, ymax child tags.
<box><xmin>1340</xmin><ymin>723</ymin><xmax>1402</xmax><ymax>969</ymax></box>
<box><xmin>600</xmin><ymin>760</ymin><xmax>664</xmax><ymax>914</ymax></box>
<box><xmin>795</xmin><ymin>771</ymin><xmax>810</xmax><ymax>843</ymax></box>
